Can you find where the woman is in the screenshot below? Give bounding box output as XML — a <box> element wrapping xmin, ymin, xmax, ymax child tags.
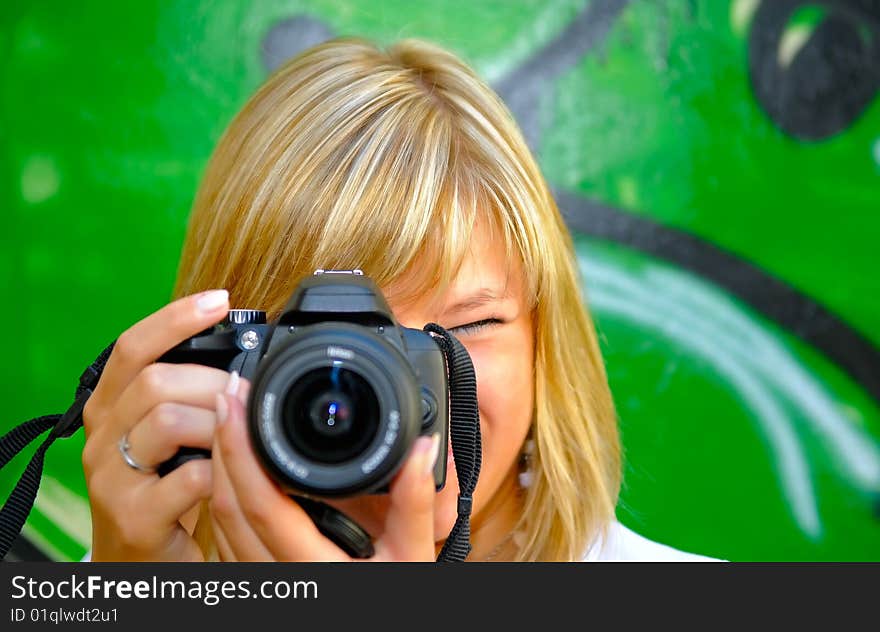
<box><xmin>81</xmin><ymin>38</ymin><xmax>711</xmax><ymax>561</ymax></box>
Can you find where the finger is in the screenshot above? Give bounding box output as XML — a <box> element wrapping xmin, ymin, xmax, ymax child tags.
<box><xmin>89</xmin><ymin>290</ymin><xmax>230</xmax><ymax>418</ymax></box>
<box><xmin>374</xmin><ymin>433</ymin><xmax>441</xmax><ymax>561</ymax></box>
<box><xmin>209</xmin><ymin>394</ymin><xmax>274</xmax><ymax>562</ymax></box>
<box><xmin>124</xmin><ymin>403</ymin><xmax>217</xmax><ymax>469</ymax></box>
<box><xmin>216</xmin><ymin>390</ymin><xmax>348</xmax><ymax>561</ymax></box>
<box><xmin>140</xmin><ymin>458</ymin><xmax>213</xmax><ymax>527</ymax></box>
<box><xmin>237</xmin><ymin>378</ymin><xmax>251</xmax><ymax>404</ymax></box>
<box><xmin>109</xmin><ymin>363</ymin><xmax>230</xmax><ymax>435</ymax></box>
<box><xmin>211</xmin><ymin>516</ymin><xmax>237</xmax><ymax>562</ymax></box>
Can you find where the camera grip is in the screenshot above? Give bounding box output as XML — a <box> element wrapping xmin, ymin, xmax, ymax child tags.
<box><xmin>156</xmin><ymin>447</ymin><xmax>211</xmax><ymax>478</ymax></box>
<box><xmin>293</xmin><ymin>496</ymin><xmax>374</xmax><ymax>558</ymax></box>
<box><xmin>156</xmin><ymin>451</ymin><xmax>374</xmax><ymax>558</ymax></box>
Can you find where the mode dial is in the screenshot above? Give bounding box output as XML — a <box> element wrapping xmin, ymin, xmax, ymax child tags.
<box><xmin>226</xmin><ymin>309</ymin><xmax>267</xmax><ymax>325</ymax></box>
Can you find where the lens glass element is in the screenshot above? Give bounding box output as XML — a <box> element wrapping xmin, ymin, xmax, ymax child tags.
<box><xmin>282</xmin><ymin>365</ymin><xmax>380</xmax><ymax>463</ymax></box>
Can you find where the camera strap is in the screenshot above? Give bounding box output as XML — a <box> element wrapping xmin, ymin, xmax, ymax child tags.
<box><xmin>424</xmin><ymin>324</ymin><xmax>482</xmax><ymax>562</ymax></box>
<box><xmin>0</xmin><ymin>342</ymin><xmax>115</xmax><ymax>559</ymax></box>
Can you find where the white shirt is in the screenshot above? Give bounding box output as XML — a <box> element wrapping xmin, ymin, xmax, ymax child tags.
<box><xmin>582</xmin><ymin>521</ymin><xmax>720</xmax><ymax>561</ymax></box>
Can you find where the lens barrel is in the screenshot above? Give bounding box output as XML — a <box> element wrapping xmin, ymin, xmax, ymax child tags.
<box><xmin>247</xmin><ymin>323</ymin><xmax>421</xmax><ymax>496</ymax></box>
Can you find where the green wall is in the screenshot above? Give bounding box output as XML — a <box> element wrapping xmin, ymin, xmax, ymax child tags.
<box><xmin>2</xmin><ymin>0</ymin><xmax>878</xmax><ymax>561</ymax></box>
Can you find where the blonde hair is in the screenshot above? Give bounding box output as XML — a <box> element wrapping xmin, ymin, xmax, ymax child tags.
<box><xmin>173</xmin><ymin>38</ymin><xmax>620</xmax><ymax>561</ymax></box>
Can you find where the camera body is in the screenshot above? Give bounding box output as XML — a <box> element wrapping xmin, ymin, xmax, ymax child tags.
<box><xmin>159</xmin><ymin>270</ymin><xmax>447</xmax><ymax>497</ymax></box>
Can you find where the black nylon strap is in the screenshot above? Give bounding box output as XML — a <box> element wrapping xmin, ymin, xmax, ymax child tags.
<box><xmin>0</xmin><ymin>432</ymin><xmax>56</xmax><ymax>557</ymax></box>
<box><xmin>424</xmin><ymin>323</ymin><xmax>482</xmax><ymax>562</ymax></box>
<box><xmin>0</xmin><ymin>415</ymin><xmax>58</xmax><ymax>470</ymax></box>
<box><xmin>0</xmin><ymin>342</ymin><xmax>114</xmax><ymax>559</ymax></box>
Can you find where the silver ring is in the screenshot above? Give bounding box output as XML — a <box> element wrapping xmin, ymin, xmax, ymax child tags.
<box><xmin>118</xmin><ymin>433</ymin><xmax>157</xmax><ymax>474</ymax></box>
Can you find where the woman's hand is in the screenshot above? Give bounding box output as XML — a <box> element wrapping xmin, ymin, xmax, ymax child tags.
<box><xmin>82</xmin><ymin>290</ymin><xmax>231</xmax><ymax>561</ymax></box>
<box><xmin>210</xmin><ymin>375</ymin><xmax>441</xmax><ymax>561</ymax></box>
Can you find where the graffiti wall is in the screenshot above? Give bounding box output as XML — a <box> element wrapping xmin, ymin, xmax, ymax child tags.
<box><xmin>2</xmin><ymin>0</ymin><xmax>878</xmax><ymax>560</ymax></box>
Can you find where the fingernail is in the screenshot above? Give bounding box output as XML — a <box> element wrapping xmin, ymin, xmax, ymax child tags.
<box><xmin>215</xmin><ymin>393</ymin><xmax>228</xmax><ymax>425</ymax></box>
<box><xmin>236</xmin><ymin>379</ymin><xmax>250</xmax><ymax>406</ymax></box>
<box><xmin>196</xmin><ymin>289</ymin><xmax>228</xmax><ymax>313</ymax></box>
<box><xmin>421</xmin><ymin>433</ymin><xmax>441</xmax><ymax>479</ymax></box>
<box><xmin>226</xmin><ymin>370</ymin><xmax>240</xmax><ymax>397</ymax></box>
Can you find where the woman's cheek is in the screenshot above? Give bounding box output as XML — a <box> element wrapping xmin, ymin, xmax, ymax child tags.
<box><xmin>473</xmin><ymin>340</ymin><xmax>532</xmax><ymax>437</ymax></box>
<box><xmin>470</xmin><ymin>343</ymin><xmax>530</xmax><ymax>491</ymax></box>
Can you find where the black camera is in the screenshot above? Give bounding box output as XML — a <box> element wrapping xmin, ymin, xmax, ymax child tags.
<box><xmin>159</xmin><ymin>269</ymin><xmax>448</xmax><ymax>497</ymax></box>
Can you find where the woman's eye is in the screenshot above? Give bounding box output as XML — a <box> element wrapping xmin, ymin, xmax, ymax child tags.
<box><xmin>448</xmin><ymin>318</ymin><xmax>503</xmax><ymax>335</ymax></box>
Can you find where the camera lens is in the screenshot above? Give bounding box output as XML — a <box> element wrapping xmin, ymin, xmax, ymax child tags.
<box><xmin>308</xmin><ymin>393</ymin><xmax>353</xmax><ymax>436</ymax></box>
<box><xmin>282</xmin><ymin>366</ymin><xmax>380</xmax><ymax>464</ymax></box>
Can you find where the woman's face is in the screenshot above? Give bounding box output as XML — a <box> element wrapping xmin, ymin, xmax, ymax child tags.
<box><xmin>329</xmin><ymin>220</ymin><xmax>536</xmax><ymax>542</ymax></box>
